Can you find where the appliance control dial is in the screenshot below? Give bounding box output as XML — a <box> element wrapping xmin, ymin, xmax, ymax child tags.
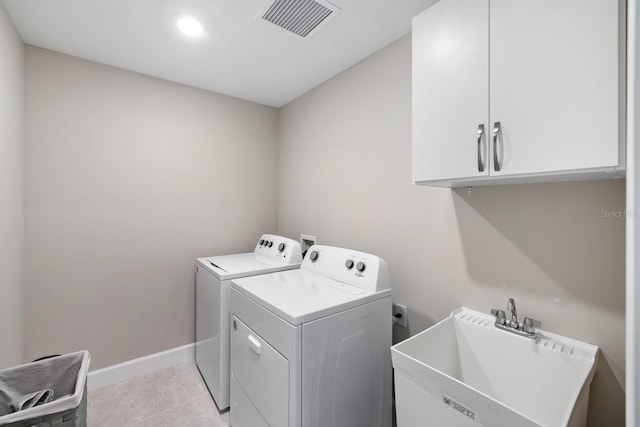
<box><xmin>356</xmin><ymin>262</ymin><xmax>366</xmax><ymax>272</ymax></box>
<box><xmin>259</xmin><ymin>239</ymin><xmax>264</xmax><ymax>246</ymax></box>
<box><xmin>345</xmin><ymin>259</ymin><xmax>354</xmax><ymax>270</ymax></box>
<box><xmin>278</xmin><ymin>243</ymin><xmax>286</xmax><ymax>252</ymax></box>
<box><xmin>309</xmin><ymin>251</ymin><xmax>319</xmax><ymax>262</ymax></box>
<box><xmin>268</xmin><ymin>241</ymin><xmax>273</xmax><ymax>247</ymax></box>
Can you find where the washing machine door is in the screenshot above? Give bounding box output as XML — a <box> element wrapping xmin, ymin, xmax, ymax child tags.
<box><xmin>231</xmin><ymin>315</ymin><xmax>289</xmax><ymax>427</ymax></box>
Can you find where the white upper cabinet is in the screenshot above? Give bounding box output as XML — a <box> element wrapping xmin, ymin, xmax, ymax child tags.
<box><xmin>412</xmin><ymin>0</ymin><xmax>489</xmax><ymax>183</ymax></box>
<box><xmin>412</xmin><ymin>0</ymin><xmax>625</xmax><ymax>186</ymax></box>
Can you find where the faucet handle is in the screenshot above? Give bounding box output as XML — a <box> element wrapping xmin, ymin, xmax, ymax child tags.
<box><xmin>522</xmin><ymin>317</ymin><xmax>541</xmax><ymax>334</ymax></box>
<box><xmin>491</xmin><ymin>309</ymin><xmax>506</xmax><ymax>325</ymax></box>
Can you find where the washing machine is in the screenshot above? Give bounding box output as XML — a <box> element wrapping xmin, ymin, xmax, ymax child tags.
<box><xmin>195</xmin><ymin>234</ymin><xmax>302</xmax><ymax>410</ymax></box>
<box><xmin>229</xmin><ymin>245</ymin><xmax>392</xmax><ymax>427</ymax></box>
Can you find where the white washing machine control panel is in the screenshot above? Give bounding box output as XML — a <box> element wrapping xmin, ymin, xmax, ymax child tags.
<box><xmin>254</xmin><ymin>234</ymin><xmax>302</xmax><ymax>264</ymax></box>
<box><xmin>302</xmin><ymin>245</ymin><xmax>390</xmax><ymax>292</ymax></box>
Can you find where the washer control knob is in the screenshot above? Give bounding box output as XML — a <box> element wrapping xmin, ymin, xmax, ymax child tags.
<box><xmin>309</xmin><ymin>251</ymin><xmax>319</xmax><ymax>262</ymax></box>
<box><xmin>345</xmin><ymin>259</ymin><xmax>354</xmax><ymax>270</ymax></box>
<box><xmin>268</xmin><ymin>241</ymin><xmax>273</xmax><ymax>248</ymax></box>
<box><xmin>356</xmin><ymin>262</ymin><xmax>366</xmax><ymax>272</ymax></box>
<box><xmin>259</xmin><ymin>239</ymin><xmax>264</xmax><ymax>246</ymax></box>
<box><xmin>278</xmin><ymin>243</ymin><xmax>286</xmax><ymax>252</ymax></box>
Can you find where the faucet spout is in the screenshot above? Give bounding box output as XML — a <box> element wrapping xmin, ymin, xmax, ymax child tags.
<box><xmin>507</xmin><ymin>298</ymin><xmax>518</xmax><ymax>328</ymax></box>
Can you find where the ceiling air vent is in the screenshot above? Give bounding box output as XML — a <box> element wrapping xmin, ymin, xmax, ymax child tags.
<box><xmin>258</xmin><ymin>0</ymin><xmax>341</xmax><ymax>39</ymax></box>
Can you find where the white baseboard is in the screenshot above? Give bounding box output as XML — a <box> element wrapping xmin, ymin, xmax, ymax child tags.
<box><xmin>87</xmin><ymin>343</ymin><xmax>195</xmax><ymax>391</ymax></box>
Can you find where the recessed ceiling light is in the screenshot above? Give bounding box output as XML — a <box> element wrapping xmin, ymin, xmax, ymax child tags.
<box><xmin>176</xmin><ymin>15</ymin><xmax>203</xmax><ymax>37</ymax></box>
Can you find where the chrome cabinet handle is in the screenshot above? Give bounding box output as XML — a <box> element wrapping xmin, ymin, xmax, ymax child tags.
<box><xmin>492</xmin><ymin>121</ymin><xmax>502</xmax><ymax>172</ymax></box>
<box><xmin>477</xmin><ymin>124</ymin><xmax>485</xmax><ymax>172</ymax></box>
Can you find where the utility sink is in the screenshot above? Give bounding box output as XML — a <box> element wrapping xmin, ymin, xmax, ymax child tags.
<box><xmin>391</xmin><ymin>307</ymin><xmax>598</xmax><ymax>427</ymax></box>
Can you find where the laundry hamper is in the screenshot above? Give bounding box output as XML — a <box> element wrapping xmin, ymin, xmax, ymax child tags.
<box><xmin>0</xmin><ymin>350</ymin><xmax>90</xmax><ymax>427</ymax></box>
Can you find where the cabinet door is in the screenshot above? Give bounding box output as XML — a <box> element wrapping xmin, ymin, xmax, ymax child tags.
<box><xmin>412</xmin><ymin>0</ymin><xmax>489</xmax><ymax>182</ymax></box>
<box><xmin>490</xmin><ymin>0</ymin><xmax>620</xmax><ymax>176</ymax></box>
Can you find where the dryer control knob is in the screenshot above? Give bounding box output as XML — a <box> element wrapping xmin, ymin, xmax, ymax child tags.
<box><xmin>309</xmin><ymin>251</ymin><xmax>319</xmax><ymax>262</ymax></box>
<box><xmin>278</xmin><ymin>243</ymin><xmax>286</xmax><ymax>252</ymax></box>
<box><xmin>356</xmin><ymin>262</ymin><xmax>366</xmax><ymax>272</ymax></box>
<box><xmin>345</xmin><ymin>259</ymin><xmax>354</xmax><ymax>270</ymax></box>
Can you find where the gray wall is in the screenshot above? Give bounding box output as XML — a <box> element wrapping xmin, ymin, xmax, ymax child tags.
<box><xmin>0</xmin><ymin>3</ymin><xmax>24</xmax><ymax>369</ymax></box>
<box><xmin>277</xmin><ymin>35</ymin><xmax>625</xmax><ymax>426</ymax></box>
<box><xmin>24</xmin><ymin>47</ymin><xmax>279</xmax><ymax>369</ymax></box>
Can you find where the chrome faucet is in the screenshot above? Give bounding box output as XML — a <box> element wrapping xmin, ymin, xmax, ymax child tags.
<box><xmin>491</xmin><ymin>298</ymin><xmax>539</xmax><ymax>339</ymax></box>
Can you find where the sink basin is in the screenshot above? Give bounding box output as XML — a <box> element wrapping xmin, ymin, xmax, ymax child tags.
<box><xmin>391</xmin><ymin>307</ymin><xmax>598</xmax><ymax>427</ymax></box>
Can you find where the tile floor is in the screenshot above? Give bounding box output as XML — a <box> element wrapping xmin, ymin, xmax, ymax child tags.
<box><xmin>88</xmin><ymin>363</ymin><xmax>229</xmax><ymax>426</ymax></box>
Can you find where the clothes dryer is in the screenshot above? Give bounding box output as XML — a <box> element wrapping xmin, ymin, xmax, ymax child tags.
<box><xmin>195</xmin><ymin>234</ymin><xmax>302</xmax><ymax>410</ymax></box>
<box><xmin>230</xmin><ymin>245</ymin><xmax>392</xmax><ymax>427</ymax></box>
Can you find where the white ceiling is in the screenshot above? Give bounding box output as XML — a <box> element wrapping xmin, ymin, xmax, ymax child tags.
<box><xmin>2</xmin><ymin>0</ymin><xmax>437</xmax><ymax>107</ymax></box>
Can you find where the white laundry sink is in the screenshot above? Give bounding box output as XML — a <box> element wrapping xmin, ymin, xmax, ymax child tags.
<box><xmin>391</xmin><ymin>307</ymin><xmax>598</xmax><ymax>427</ymax></box>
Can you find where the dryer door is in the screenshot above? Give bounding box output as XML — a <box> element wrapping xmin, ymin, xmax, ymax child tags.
<box><xmin>231</xmin><ymin>315</ymin><xmax>289</xmax><ymax>427</ymax></box>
